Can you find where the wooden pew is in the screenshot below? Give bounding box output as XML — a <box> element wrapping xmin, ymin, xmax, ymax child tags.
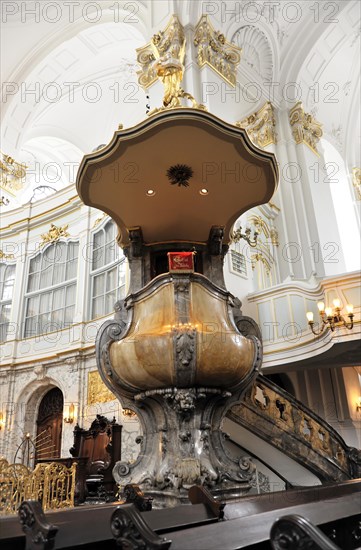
<box><xmin>0</xmin><ymin>487</ymin><xmax>221</xmax><ymax>550</ymax></box>
<box><xmin>0</xmin><ymin>481</ymin><xmax>359</xmax><ymax>549</ymax></box>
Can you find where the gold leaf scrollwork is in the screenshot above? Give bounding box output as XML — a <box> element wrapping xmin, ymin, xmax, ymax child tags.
<box><xmin>40</xmin><ymin>224</ymin><xmax>70</xmax><ymax>246</ymax></box>
<box><xmin>93</xmin><ymin>212</ymin><xmax>108</xmax><ymax>228</ymax></box>
<box><xmin>251</xmin><ymin>252</ymin><xmax>272</xmax><ymax>275</ymax></box>
<box><xmin>247</xmin><ymin>214</ymin><xmax>279</xmax><ymax>247</ymax></box>
<box><xmin>87</xmin><ymin>370</ymin><xmax>116</xmax><ymax>405</ymax></box>
<box><xmin>0</xmin><ymin>249</ymin><xmax>15</xmax><ymax>261</ymax></box>
<box><xmin>270</xmin><ymin>228</ymin><xmax>279</xmax><ymax>247</ymax></box>
<box><xmin>289</xmin><ymin>102</ymin><xmax>323</xmax><ymax>156</ymax></box>
<box><xmin>236</xmin><ymin>102</ymin><xmax>277</xmax><ymax>148</ymax></box>
<box><xmin>0</xmin><ymin>459</ymin><xmax>76</xmax><ymax>515</ymax></box>
<box><xmin>194</xmin><ymin>15</ymin><xmax>241</xmax><ymax>87</ymax></box>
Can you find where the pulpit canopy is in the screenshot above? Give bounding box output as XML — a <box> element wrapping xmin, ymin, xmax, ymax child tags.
<box><xmin>76</xmin><ymin>109</ymin><xmax>278</xmax><ymax>247</ymax></box>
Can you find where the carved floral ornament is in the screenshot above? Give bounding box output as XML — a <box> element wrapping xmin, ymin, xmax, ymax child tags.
<box><xmin>40</xmin><ymin>224</ymin><xmax>70</xmax><ymax>247</ymax></box>
<box><xmin>236</xmin><ymin>102</ymin><xmax>277</xmax><ymax>148</ymax></box>
<box><xmin>289</xmin><ymin>102</ymin><xmax>323</xmax><ymax>156</ymax></box>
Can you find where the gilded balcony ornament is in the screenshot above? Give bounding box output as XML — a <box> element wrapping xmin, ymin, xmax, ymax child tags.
<box><xmin>353</xmin><ymin>167</ymin><xmax>361</xmax><ymax>201</ymax></box>
<box><xmin>289</xmin><ymin>102</ymin><xmax>323</xmax><ymax>156</ymax></box>
<box><xmin>236</xmin><ymin>102</ymin><xmax>277</xmax><ymax>148</ymax></box>
<box><xmin>194</xmin><ymin>15</ymin><xmax>241</xmax><ymax>87</ymax></box>
<box><xmin>40</xmin><ymin>223</ymin><xmax>70</xmax><ymax>246</ymax></box>
<box><xmin>0</xmin><ymin>151</ymin><xmax>27</xmax><ymax>196</ymax></box>
<box><xmin>136</xmin><ymin>15</ymin><xmax>206</xmax><ymax>113</ymax></box>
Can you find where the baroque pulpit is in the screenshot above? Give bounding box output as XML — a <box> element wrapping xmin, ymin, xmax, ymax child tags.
<box><xmin>76</xmin><ymin>15</ymin><xmax>278</xmax><ymax>507</ymax></box>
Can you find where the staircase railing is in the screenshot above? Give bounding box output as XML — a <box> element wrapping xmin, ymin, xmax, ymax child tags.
<box><xmin>227</xmin><ymin>375</ymin><xmax>361</xmax><ymax>482</ymax></box>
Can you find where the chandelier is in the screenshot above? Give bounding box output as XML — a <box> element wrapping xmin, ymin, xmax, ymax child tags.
<box><xmin>307</xmin><ymin>299</ymin><xmax>354</xmax><ymax>336</ymax></box>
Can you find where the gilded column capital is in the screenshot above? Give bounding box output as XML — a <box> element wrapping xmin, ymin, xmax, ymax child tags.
<box><xmin>352</xmin><ymin>168</ymin><xmax>361</xmax><ymax>201</ymax></box>
<box><xmin>289</xmin><ymin>102</ymin><xmax>323</xmax><ymax>156</ymax></box>
<box><xmin>236</xmin><ymin>102</ymin><xmax>277</xmax><ymax>148</ymax></box>
<box><xmin>194</xmin><ymin>15</ymin><xmax>241</xmax><ymax>87</ymax></box>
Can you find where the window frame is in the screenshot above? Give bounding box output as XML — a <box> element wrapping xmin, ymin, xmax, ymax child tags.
<box><xmin>0</xmin><ymin>261</ymin><xmax>16</xmax><ymax>342</ymax></box>
<box><xmin>89</xmin><ymin>219</ymin><xmax>126</xmax><ymax>320</ymax></box>
<box><xmin>22</xmin><ymin>239</ymin><xmax>79</xmax><ymax>339</ymax></box>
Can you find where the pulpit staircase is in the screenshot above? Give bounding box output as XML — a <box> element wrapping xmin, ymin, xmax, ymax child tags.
<box><xmin>226</xmin><ymin>374</ymin><xmax>360</xmax><ymax>485</ymax></box>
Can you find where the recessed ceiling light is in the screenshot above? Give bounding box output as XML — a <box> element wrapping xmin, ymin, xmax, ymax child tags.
<box><xmin>146</xmin><ymin>189</ymin><xmax>156</xmax><ymax>196</ymax></box>
<box><xmin>199</xmin><ymin>188</ymin><xmax>209</xmax><ymax>195</ymax></box>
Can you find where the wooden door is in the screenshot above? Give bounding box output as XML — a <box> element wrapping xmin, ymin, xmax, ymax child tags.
<box><xmin>35</xmin><ymin>387</ymin><xmax>63</xmax><ymax>461</ymax></box>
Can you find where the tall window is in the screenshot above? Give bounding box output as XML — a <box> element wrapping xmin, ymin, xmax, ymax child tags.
<box><xmin>0</xmin><ymin>263</ymin><xmax>16</xmax><ymax>342</ymax></box>
<box><xmin>24</xmin><ymin>241</ymin><xmax>79</xmax><ymax>338</ymax></box>
<box><xmin>90</xmin><ymin>220</ymin><xmax>126</xmax><ymax>319</ymax></box>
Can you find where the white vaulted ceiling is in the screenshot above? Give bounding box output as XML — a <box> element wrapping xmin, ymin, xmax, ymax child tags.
<box><xmin>1</xmin><ymin>0</ymin><xmax>360</xmax><ymax>209</ymax></box>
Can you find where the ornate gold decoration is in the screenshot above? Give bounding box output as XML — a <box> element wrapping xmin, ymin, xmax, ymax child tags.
<box><xmin>247</xmin><ymin>214</ymin><xmax>279</xmax><ymax>247</ymax></box>
<box><xmin>236</xmin><ymin>102</ymin><xmax>277</xmax><ymax>147</ymax></box>
<box><xmin>93</xmin><ymin>212</ymin><xmax>108</xmax><ymax>228</ymax></box>
<box><xmin>268</xmin><ymin>201</ymin><xmax>280</xmax><ymax>212</ymax></box>
<box><xmin>352</xmin><ymin>167</ymin><xmax>361</xmax><ymax>200</ymax></box>
<box><xmin>0</xmin><ymin>151</ymin><xmax>27</xmax><ymax>196</ymax></box>
<box><xmin>136</xmin><ymin>15</ymin><xmax>206</xmax><ymax>113</ymax></box>
<box><xmin>247</xmin><ymin>214</ymin><xmax>270</xmax><ymax>238</ymax></box>
<box><xmin>0</xmin><ymin>458</ymin><xmax>76</xmax><ymax>515</ymax></box>
<box><xmin>251</xmin><ymin>252</ymin><xmax>272</xmax><ymax>274</ymax></box>
<box><xmin>40</xmin><ymin>224</ymin><xmax>70</xmax><ymax>246</ymax></box>
<box><xmin>87</xmin><ymin>370</ymin><xmax>115</xmax><ymax>405</ymax></box>
<box><xmin>123</xmin><ymin>408</ymin><xmax>137</xmax><ymax>419</ymax></box>
<box><xmin>194</xmin><ymin>15</ymin><xmax>242</xmax><ymax>87</ymax></box>
<box><xmin>289</xmin><ymin>102</ymin><xmax>323</xmax><ymax>156</ymax></box>
<box><xmin>230</xmin><ymin>226</ymin><xmax>258</xmax><ymax>247</ymax></box>
<box><xmin>270</xmin><ymin>227</ymin><xmax>279</xmax><ymax>247</ymax></box>
<box><xmin>0</xmin><ymin>249</ymin><xmax>15</xmax><ymax>260</ymax></box>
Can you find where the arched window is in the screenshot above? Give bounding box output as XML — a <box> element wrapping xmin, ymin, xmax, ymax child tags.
<box><xmin>24</xmin><ymin>241</ymin><xmax>79</xmax><ymax>338</ymax></box>
<box><xmin>0</xmin><ymin>263</ymin><xmax>16</xmax><ymax>342</ymax></box>
<box><xmin>90</xmin><ymin>220</ymin><xmax>126</xmax><ymax>319</ymax></box>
